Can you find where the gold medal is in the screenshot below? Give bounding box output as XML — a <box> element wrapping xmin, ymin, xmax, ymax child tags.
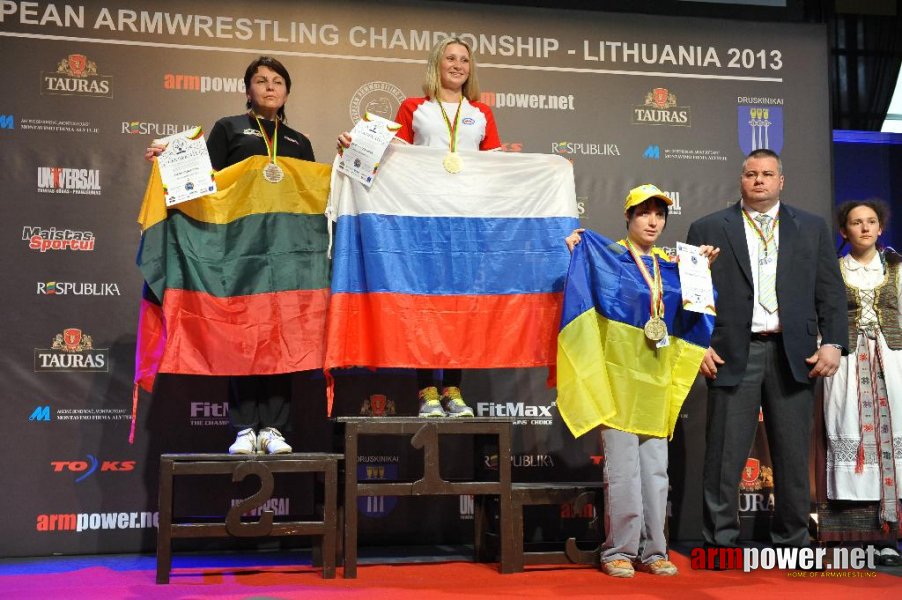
<box><xmin>263</xmin><ymin>162</ymin><xmax>284</xmax><ymax>183</ymax></box>
<box><xmin>443</xmin><ymin>151</ymin><xmax>463</xmax><ymax>174</ymax></box>
<box><xmin>644</xmin><ymin>316</ymin><xmax>668</xmax><ymax>342</ymax></box>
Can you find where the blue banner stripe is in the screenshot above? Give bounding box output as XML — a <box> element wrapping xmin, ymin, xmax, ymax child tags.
<box><xmin>332</xmin><ymin>214</ymin><xmax>579</xmax><ymax>295</ymax></box>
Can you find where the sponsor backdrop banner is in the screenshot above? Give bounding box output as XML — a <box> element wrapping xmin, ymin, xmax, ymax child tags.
<box><xmin>0</xmin><ymin>0</ymin><xmax>829</xmax><ymax>556</ymax></box>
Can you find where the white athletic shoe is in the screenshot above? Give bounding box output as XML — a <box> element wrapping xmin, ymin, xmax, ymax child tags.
<box><xmin>228</xmin><ymin>428</ymin><xmax>257</xmax><ymax>455</ymax></box>
<box><xmin>257</xmin><ymin>427</ymin><xmax>292</xmax><ymax>454</ymax></box>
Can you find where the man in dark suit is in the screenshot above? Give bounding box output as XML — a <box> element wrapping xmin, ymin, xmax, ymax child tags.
<box><xmin>686</xmin><ymin>149</ymin><xmax>847</xmax><ymax>549</ymax></box>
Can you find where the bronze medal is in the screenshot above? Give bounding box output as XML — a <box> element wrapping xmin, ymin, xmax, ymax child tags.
<box><xmin>644</xmin><ymin>316</ymin><xmax>668</xmax><ymax>342</ymax></box>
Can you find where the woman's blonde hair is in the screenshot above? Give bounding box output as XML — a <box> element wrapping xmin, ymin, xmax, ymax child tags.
<box><xmin>422</xmin><ymin>37</ymin><xmax>481</xmax><ymax>101</ymax></box>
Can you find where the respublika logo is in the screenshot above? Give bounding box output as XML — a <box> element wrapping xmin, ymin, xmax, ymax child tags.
<box><xmin>349</xmin><ymin>81</ymin><xmax>406</xmax><ymax>123</ymax></box>
<box><xmin>51</xmin><ymin>456</ymin><xmax>136</xmax><ymax>483</ymax></box>
<box><xmin>163</xmin><ymin>73</ymin><xmax>245</xmax><ymax>93</ymax></box>
<box><xmin>34</xmin><ymin>328</ymin><xmax>109</xmax><ymax>372</ymax></box>
<box><xmin>633</xmin><ymin>88</ymin><xmax>690</xmax><ymax>126</ymax></box>
<box><xmin>37</xmin><ymin>282</ymin><xmax>120</xmax><ymax>296</ymax></box>
<box><xmin>42</xmin><ymin>54</ymin><xmax>112</xmax><ymax>98</ymax></box>
<box><xmin>122</xmin><ymin>121</ymin><xmax>199</xmax><ymax>136</ymax></box>
<box><xmin>37</xmin><ymin>167</ymin><xmax>101</xmax><ymax>195</ymax></box>
<box><xmin>22</xmin><ymin>226</ymin><xmax>95</xmax><ymax>252</ymax></box>
<box><xmin>551</xmin><ymin>141</ymin><xmax>620</xmax><ymax>157</ymax></box>
<box><xmin>691</xmin><ymin>545</ymin><xmax>879</xmax><ymax>573</ymax></box>
<box><xmin>480</xmin><ymin>91</ymin><xmax>575</xmax><ymax>111</ymax></box>
<box><xmin>738</xmin><ymin>98</ymin><xmax>784</xmax><ymax>154</ymax></box>
<box><xmin>476</xmin><ymin>400</ymin><xmax>556</xmax><ymax>426</ymax></box>
<box><xmin>0</xmin><ymin>113</ymin><xmax>14</xmax><ymax>129</ymax></box>
<box><xmin>512</xmin><ymin>453</ymin><xmax>555</xmax><ymax>468</ymax></box>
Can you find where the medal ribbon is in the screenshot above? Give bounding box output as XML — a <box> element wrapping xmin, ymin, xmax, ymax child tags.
<box><xmin>438</xmin><ymin>97</ymin><xmax>463</xmax><ymax>153</ymax></box>
<box><xmin>625</xmin><ymin>239</ymin><xmax>665</xmax><ymax>321</ymax></box>
<box><xmin>741</xmin><ymin>208</ymin><xmax>779</xmax><ymax>256</ymax></box>
<box><xmin>254</xmin><ymin>115</ymin><xmax>279</xmax><ymax>165</ymax></box>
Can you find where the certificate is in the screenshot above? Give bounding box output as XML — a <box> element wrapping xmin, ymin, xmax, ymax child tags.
<box><xmin>676</xmin><ymin>242</ymin><xmax>716</xmax><ymax>315</ymax></box>
<box><xmin>336</xmin><ymin>112</ymin><xmax>401</xmax><ymax>187</ymax></box>
<box><xmin>155</xmin><ymin>126</ymin><xmax>216</xmax><ymax>207</ymax></box>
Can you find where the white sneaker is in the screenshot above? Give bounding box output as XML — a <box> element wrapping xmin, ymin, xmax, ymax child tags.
<box><xmin>257</xmin><ymin>427</ymin><xmax>292</xmax><ymax>454</ymax></box>
<box><xmin>228</xmin><ymin>428</ymin><xmax>257</xmax><ymax>455</ymax></box>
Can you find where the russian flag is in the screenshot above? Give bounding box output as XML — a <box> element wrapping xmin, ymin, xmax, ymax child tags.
<box><xmin>325</xmin><ymin>144</ymin><xmax>579</xmax><ymax>381</ymax></box>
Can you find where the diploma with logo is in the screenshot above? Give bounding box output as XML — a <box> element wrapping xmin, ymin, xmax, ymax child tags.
<box><xmin>154</xmin><ymin>126</ymin><xmax>216</xmax><ymax>207</ymax></box>
<box><xmin>337</xmin><ymin>112</ymin><xmax>401</xmax><ymax>187</ymax></box>
<box><xmin>677</xmin><ymin>242</ymin><xmax>716</xmax><ymax>315</ymax></box>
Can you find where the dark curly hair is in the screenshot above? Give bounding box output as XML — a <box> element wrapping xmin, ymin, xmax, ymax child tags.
<box><xmin>835</xmin><ymin>198</ymin><xmax>895</xmax><ymax>260</ymax></box>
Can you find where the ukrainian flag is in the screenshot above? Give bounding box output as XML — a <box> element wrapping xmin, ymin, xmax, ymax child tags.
<box><xmin>556</xmin><ymin>230</ymin><xmax>714</xmax><ymax>439</ymax></box>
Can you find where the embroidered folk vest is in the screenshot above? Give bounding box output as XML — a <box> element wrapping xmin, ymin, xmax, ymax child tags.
<box><xmin>844</xmin><ymin>258</ymin><xmax>902</xmax><ymax>350</ymax></box>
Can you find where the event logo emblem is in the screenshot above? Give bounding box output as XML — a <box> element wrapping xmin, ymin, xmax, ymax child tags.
<box><xmin>360</xmin><ymin>394</ymin><xmax>396</xmax><ymax>417</ymax></box>
<box><xmin>738</xmin><ymin>106</ymin><xmax>783</xmax><ymax>155</ymax></box>
<box><xmin>34</xmin><ymin>329</ymin><xmax>109</xmax><ymax>372</ymax></box>
<box><xmin>42</xmin><ymin>54</ymin><xmax>112</xmax><ymax>98</ymax></box>
<box><xmin>349</xmin><ymin>81</ymin><xmax>406</xmax><ymax>124</ymax></box>
<box><xmin>632</xmin><ymin>88</ymin><xmax>690</xmax><ymax>126</ymax></box>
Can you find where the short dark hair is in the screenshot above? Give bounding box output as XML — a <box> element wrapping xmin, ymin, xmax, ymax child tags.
<box><xmin>244</xmin><ymin>56</ymin><xmax>292</xmax><ymax>121</ymax></box>
<box><xmin>742</xmin><ymin>148</ymin><xmax>782</xmax><ymax>174</ymax></box>
<box><xmin>625</xmin><ymin>197</ymin><xmax>669</xmax><ymax>230</ymax></box>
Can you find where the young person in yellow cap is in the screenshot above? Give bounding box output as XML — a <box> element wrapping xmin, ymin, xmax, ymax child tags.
<box><xmin>566</xmin><ymin>184</ymin><xmax>718</xmax><ymax>577</ymax></box>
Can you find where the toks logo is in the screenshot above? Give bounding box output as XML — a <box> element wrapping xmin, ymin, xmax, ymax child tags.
<box><xmin>42</xmin><ymin>54</ymin><xmax>113</xmax><ymax>98</ymax></box>
<box><xmin>633</xmin><ymin>88</ymin><xmax>690</xmax><ymax>126</ymax></box>
<box><xmin>34</xmin><ymin>328</ymin><xmax>109</xmax><ymax>372</ymax></box>
<box><xmin>51</xmin><ymin>456</ymin><xmax>136</xmax><ymax>483</ymax></box>
<box><xmin>37</xmin><ymin>167</ymin><xmax>101</xmax><ymax>195</ymax></box>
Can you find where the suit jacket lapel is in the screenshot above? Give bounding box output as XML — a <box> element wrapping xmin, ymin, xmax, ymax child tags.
<box><xmin>776</xmin><ymin>203</ymin><xmax>798</xmax><ymax>288</ymax></box>
<box><xmin>724</xmin><ymin>202</ymin><xmax>752</xmax><ymax>286</ymax></box>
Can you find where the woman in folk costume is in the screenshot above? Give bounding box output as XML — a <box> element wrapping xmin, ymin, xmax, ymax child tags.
<box><xmin>820</xmin><ymin>199</ymin><xmax>902</xmax><ymax>565</ymax></box>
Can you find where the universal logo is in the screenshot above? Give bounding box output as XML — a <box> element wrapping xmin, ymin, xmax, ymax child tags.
<box><xmin>349</xmin><ymin>81</ymin><xmax>406</xmax><ymax>123</ymax></box>
<box><xmin>37</xmin><ymin>167</ymin><xmax>101</xmax><ymax>195</ymax></box>
<box><xmin>42</xmin><ymin>54</ymin><xmax>112</xmax><ymax>98</ymax></box>
<box><xmin>633</xmin><ymin>88</ymin><xmax>690</xmax><ymax>127</ymax></box>
<box><xmin>34</xmin><ymin>328</ymin><xmax>109</xmax><ymax>372</ymax></box>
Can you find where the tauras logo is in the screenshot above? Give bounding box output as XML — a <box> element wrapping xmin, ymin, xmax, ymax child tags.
<box><xmin>42</xmin><ymin>54</ymin><xmax>112</xmax><ymax>98</ymax></box>
<box><xmin>37</xmin><ymin>282</ymin><xmax>120</xmax><ymax>296</ymax></box>
<box><xmin>633</xmin><ymin>88</ymin><xmax>690</xmax><ymax>127</ymax></box>
<box><xmin>34</xmin><ymin>328</ymin><xmax>109</xmax><ymax>372</ymax></box>
<box><xmin>37</xmin><ymin>167</ymin><xmax>101</xmax><ymax>194</ymax></box>
<box><xmin>23</xmin><ymin>226</ymin><xmax>95</xmax><ymax>252</ymax></box>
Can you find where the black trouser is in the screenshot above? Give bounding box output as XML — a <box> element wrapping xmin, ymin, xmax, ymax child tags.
<box><xmin>416</xmin><ymin>369</ymin><xmax>462</xmax><ymax>390</ymax></box>
<box><xmin>228</xmin><ymin>373</ymin><xmax>291</xmax><ymax>431</ymax></box>
<box><xmin>702</xmin><ymin>336</ymin><xmax>814</xmax><ymax>547</ymax></box>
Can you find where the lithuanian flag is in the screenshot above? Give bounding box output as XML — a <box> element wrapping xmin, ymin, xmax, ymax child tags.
<box><xmin>556</xmin><ymin>230</ymin><xmax>714</xmax><ymax>439</ymax></box>
<box><xmin>135</xmin><ymin>155</ymin><xmax>331</xmax><ymax>394</ymax></box>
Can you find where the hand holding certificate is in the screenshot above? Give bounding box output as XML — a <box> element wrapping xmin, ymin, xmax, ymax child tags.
<box><xmin>677</xmin><ymin>241</ymin><xmax>717</xmax><ymax>315</ymax></box>
<box><xmin>154</xmin><ymin>126</ymin><xmax>216</xmax><ymax>207</ymax></box>
<box><xmin>336</xmin><ymin>112</ymin><xmax>401</xmax><ymax>187</ymax></box>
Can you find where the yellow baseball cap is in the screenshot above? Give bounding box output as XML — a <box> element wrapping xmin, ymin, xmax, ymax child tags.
<box><xmin>624</xmin><ymin>184</ymin><xmax>673</xmax><ymax>212</ymax></box>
